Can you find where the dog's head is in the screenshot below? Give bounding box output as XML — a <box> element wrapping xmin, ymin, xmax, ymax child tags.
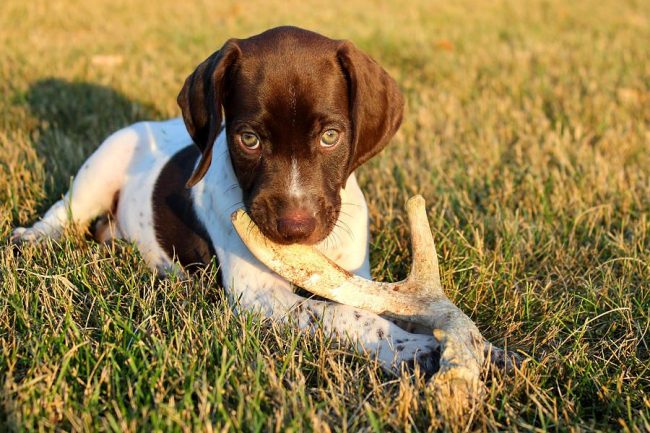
<box><xmin>177</xmin><ymin>26</ymin><xmax>403</xmax><ymax>245</ymax></box>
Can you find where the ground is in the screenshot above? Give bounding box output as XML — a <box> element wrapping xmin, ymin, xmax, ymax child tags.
<box><xmin>0</xmin><ymin>0</ymin><xmax>648</xmax><ymax>431</ymax></box>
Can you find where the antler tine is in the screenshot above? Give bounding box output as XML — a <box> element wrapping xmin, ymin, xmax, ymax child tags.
<box><xmin>405</xmin><ymin>195</ymin><xmax>442</xmax><ymax>293</ymax></box>
<box><xmin>231</xmin><ymin>197</ymin><xmax>518</xmax><ymax>405</ymax></box>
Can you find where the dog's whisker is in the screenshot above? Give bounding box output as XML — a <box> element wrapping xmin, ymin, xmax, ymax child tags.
<box><xmin>340</xmin><ymin>202</ymin><xmax>363</xmax><ymax>209</ymax></box>
<box><xmin>227</xmin><ymin>201</ymin><xmax>244</xmax><ymax>212</ymax></box>
<box><xmin>337</xmin><ymin>209</ymin><xmax>353</xmax><ymax>219</ymax></box>
<box><xmin>334</xmin><ymin>220</ymin><xmax>354</xmax><ymax>243</ymax></box>
<box><xmin>223</xmin><ymin>183</ymin><xmax>241</xmax><ymax>194</ymax></box>
<box><xmin>335</xmin><ymin>224</ymin><xmax>353</xmax><ymax>240</ymax></box>
<box><xmin>326</xmin><ymin>225</ymin><xmax>345</xmax><ymax>250</ymax></box>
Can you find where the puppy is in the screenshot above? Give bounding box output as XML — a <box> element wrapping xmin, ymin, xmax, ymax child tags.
<box><xmin>13</xmin><ymin>27</ymin><xmax>441</xmax><ymax>373</ymax></box>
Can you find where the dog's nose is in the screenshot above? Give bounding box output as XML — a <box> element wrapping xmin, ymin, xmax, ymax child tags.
<box><xmin>276</xmin><ymin>210</ymin><xmax>316</xmax><ymax>243</ymax></box>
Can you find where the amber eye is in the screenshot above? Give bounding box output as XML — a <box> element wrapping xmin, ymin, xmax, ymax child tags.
<box><xmin>240</xmin><ymin>132</ymin><xmax>260</xmax><ymax>150</ymax></box>
<box><xmin>320</xmin><ymin>129</ymin><xmax>340</xmax><ymax>148</ymax></box>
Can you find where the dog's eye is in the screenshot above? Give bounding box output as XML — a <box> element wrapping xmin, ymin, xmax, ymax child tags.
<box><xmin>240</xmin><ymin>132</ymin><xmax>260</xmax><ymax>150</ymax></box>
<box><xmin>320</xmin><ymin>129</ymin><xmax>340</xmax><ymax>147</ymax></box>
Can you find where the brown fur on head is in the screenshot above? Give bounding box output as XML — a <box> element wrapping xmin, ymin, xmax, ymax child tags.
<box><xmin>177</xmin><ymin>26</ymin><xmax>404</xmax><ymax>245</ymax></box>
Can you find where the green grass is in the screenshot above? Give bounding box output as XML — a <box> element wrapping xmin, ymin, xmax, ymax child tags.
<box><xmin>1</xmin><ymin>0</ymin><xmax>649</xmax><ymax>431</ymax></box>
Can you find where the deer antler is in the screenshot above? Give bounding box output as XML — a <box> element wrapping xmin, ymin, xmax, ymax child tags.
<box><xmin>231</xmin><ymin>195</ymin><xmax>518</xmax><ymax>403</ymax></box>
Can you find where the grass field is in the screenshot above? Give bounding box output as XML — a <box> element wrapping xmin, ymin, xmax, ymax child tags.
<box><xmin>1</xmin><ymin>0</ymin><xmax>649</xmax><ymax>431</ymax></box>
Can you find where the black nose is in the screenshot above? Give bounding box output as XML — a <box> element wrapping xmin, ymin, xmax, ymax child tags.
<box><xmin>276</xmin><ymin>210</ymin><xmax>316</xmax><ymax>243</ymax></box>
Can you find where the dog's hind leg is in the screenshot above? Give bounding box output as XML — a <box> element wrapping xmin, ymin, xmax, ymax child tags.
<box><xmin>12</xmin><ymin>126</ymin><xmax>141</xmax><ymax>244</ymax></box>
<box><xmin>89</xmin><ymin>192</ymin><xmax>122</xmax><ymax>244</ymax></box>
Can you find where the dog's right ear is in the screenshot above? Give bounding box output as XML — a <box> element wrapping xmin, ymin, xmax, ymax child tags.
<box><xmin>178</xmin><ymin>39</ymin><xmax>241</xmax><ymax>187</ymax></box>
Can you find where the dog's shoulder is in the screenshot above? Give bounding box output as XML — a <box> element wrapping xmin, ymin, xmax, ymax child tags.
<box><xmin>152</xmin><ymin>142</ymin><xmax>216</xmax><ymax>270</ymax></box>
<box><xmin>110</xmin><ymin>118</ymin><xmax>218</xmax><ymax>271</ymax></box>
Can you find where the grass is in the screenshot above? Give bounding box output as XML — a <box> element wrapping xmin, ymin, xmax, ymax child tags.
<box><xmin>1</xmin><ymin>0</ymin><xmax>648</xmax><ymax>431</ymax></box>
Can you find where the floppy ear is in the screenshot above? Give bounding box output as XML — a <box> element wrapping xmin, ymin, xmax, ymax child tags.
<box><xmin>178</xmin><ymin>39</ymin><xmax>241</xmax><ymax>187</ymax></box>
<box><xmin>337</xmin><ymin>41</ymin><xmax>404</xmax><ymax>175</ymax></box>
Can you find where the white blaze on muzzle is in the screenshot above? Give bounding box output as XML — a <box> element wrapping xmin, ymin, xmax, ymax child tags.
<box><xmin>289</xmin><ymin>157</ymin><xmax>304</xmax><ymax>199</ymax></box>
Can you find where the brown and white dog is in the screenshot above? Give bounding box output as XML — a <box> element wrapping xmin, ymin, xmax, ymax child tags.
<box><xmin>12</xmin><ymin>27</ymin><xmax>441</xmax><ymax>373</ymax></box>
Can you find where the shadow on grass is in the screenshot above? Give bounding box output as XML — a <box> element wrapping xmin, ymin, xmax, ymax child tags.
<box><xmin>25</xmin><ymin>78</ymin><xmax>161</xmax><ymax>199</ymax></box>
<box><xmin>0</xmin><ymin>390</ymin><xmax>17</xmax><ymax>433</ymax></box>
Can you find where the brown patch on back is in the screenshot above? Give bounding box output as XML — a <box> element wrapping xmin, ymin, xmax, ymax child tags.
<box><xmin>152</xmin><ymin>145</ymin><xmax>217</xmax><ymax>270</ymax></box>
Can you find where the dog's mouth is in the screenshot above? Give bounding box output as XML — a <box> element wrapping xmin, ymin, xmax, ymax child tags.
<box><xmin>245</xmin><ymin>202</ymin><xmax>340</xmax><ymax>246</ymax></box>
<box><xmin>266</xmin><ymin>229</ymin><xmax>326</xmax><ymax>246</ymax></box>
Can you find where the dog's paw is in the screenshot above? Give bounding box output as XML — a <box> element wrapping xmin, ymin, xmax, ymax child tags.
<box><xmin>10</xmin><ymin>227</ymin><xmax>42</xmax><ymax>244</ymax></box>
<box><xmin>386</xmin><ymin>340</ymin><xmax>441</xmax><ymax>378</ymax></box>
<box><xmin>401</xmin><ymin>347</ymin><xmax>442</xmax><ymax>377</ymax></box>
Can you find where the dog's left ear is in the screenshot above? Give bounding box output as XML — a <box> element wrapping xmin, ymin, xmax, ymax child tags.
<box><xmin>337</xmin><ymin>41</ymin><xmax>404</xmax><ymax>176</ymax></box>
<box><xmin>178</xmin><ymin>39</ymin><xmax>241</xmax><ymax>187</ymax></box>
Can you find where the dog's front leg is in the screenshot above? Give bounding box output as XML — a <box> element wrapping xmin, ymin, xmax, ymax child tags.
<box><xmin>225</xmin><ymin>269</ymin><xmax>441</xmax><ymax>375</ymax></box>
<box><xmin>12</xmin><ymin>126</ymin><xmax>142</xmax><ymax>244</ymax></box>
